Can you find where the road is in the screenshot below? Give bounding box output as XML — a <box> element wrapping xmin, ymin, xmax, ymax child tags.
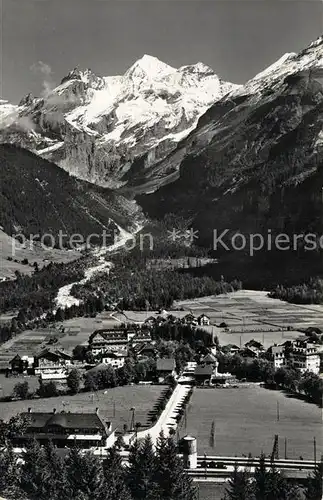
<box><xmin>135</xmin><ymin>384</ymin><xmax>192</xmax><ymax>444</ymax></box>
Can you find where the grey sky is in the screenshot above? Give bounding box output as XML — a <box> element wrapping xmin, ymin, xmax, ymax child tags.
<box><xmin>1</xmin><ymin>0</ymin><xmax>322</xmax><ymax>103</ymax></box>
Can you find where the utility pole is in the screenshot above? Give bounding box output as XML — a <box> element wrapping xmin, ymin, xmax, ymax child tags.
<box><xmin>113</xmin><ymin>400</ymin><xmax>115</xmax><ymax>418</ymax></box>
<box><xmin>276</xmin><ymin>401</ymin><xmax>280</xmax><ymax>422</ymax></box>
<box><xmin>209</xmin><ymin>421</ymin><xmax>215</xmax><ymax>448</ymax></box>
<box><xmin>314</xmin><ymin>437</ymin><xmax>317</xmax><ymax>464</ymax></box>
<box><xmin>284</xmin><ymin>438</ymin><xmax>287</xmax><ymax>459</ymax></box>
<box><xmin>130</xmin><ymin>407</ymin><xmax>135</xmax><ymax>432</ymax></box>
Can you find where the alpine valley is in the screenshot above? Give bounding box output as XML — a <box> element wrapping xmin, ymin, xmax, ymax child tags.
<box><xmin>0</xmin><ymin>36</ymin><xmax>322</xmax><ymax>287</ymax></box>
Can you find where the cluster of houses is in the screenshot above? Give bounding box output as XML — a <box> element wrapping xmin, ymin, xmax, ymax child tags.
<box><xmin>224</xmin><ymin>335</ymin><xmax>321</xmax><ymax>375</ymax></box>
<box><xmin>5</xmin><ymin>315</ymin><xmax>321</xmax><ymax>385</ymax></box>
<box><xmin>9</xmin><ymin>349</ymin><xmax>74</xmax><ymax>381</ymax></box>
<box><xmin>155</xmin><ymin>346</ymin><xmax>233</xmax><ymax>386</ymax></box>
<box><xmin>267</xmin><ymin>336</ymin><xmax>321</xmax><ymax>375</ymax></box>
<box><xmin>145</xmin><ymin>312</ymin><xmax>210</xmax><ymax>328</ymax></box>
<box><xmin>178</xmin><ymin>353</ymin><xmax>233</xmax><ymax>386</ymax></box>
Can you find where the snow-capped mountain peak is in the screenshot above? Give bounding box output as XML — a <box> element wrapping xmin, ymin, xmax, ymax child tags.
<box><xmin>125</xmin><ymin>54</ymin><xmax>176</xmax><ymax>80</ymax></box>
<box><xmin>233</xmin><ymin>34</ymin><xmax>323</xmax><ymax>97</ymax></box>
<box><xmin>0</xmin><ymin>55</ymin><xmax>239</xmax><ymax>188</ymax></box>
<box><xmin>253</xmin><ymin>52</ymin><xmax>297</xmax><ymax>81</ymax></box>
<box><xmin>180</xmin><ymin>61</ymin><xmax>215</xmax><ymax>76</ymax></box>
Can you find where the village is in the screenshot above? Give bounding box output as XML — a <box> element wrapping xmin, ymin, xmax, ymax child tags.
<box><xmin>3</xmin><ymin>310</ymin><xmax>321</xmax><ymax>386</ymax></box>
<box><xmin>0</xmin><ymin>290</ymin><xmax>322</xmax><ymax>464</ymax></box>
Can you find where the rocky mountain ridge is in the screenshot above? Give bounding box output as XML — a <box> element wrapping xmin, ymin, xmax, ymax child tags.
<box><xmin>0</xmin><ymin>55</ymin><xmax>239</xmax><ymax>189</ymax></box>
<box><xmin>137</xmin><ymin>35</ymin><xmax>323</xmax><ymax>282</ymax></box>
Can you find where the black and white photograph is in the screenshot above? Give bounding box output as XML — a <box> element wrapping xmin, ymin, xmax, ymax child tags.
<box><xmin>0</xmin><ymin>1</ymin><xmax>322</xmax><ymax>499</ymax></box>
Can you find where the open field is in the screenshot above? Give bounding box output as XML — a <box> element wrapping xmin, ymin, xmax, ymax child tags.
<box><xmin>0</xmin><ymin>314</ymin><xmax>121</xmax><ymax>365</ymax></box>
<box><xmin>0</xmin><ymin>230</ymin><xmax>80</xmax><ymax>280</ymax></box>
<box><xmin>0</xmin><ymin>384</ymin><xmax>164</xmax><ymax>429</ymax></box>
<box><xmin>182</xmin><ymin>385</ymin><xmax>322</xmax><ymax>459</ymax></box>
<box><xmin>174</xmin><ymin>290</ymin><xmax>323</xmax><ymax>348</ymax></box>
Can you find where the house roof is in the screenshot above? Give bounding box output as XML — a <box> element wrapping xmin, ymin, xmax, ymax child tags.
<box><xmin>295</xmin><ymin>336</ymin><xmax>312</xmax><ymax>343</ymax></box>
<box><xmin>20</xmin><ymin>411</ymin><xmax>106</xmax><ymax>431</ymax></box>
<box><xmin>135</xmin><ymin>342</ymin><xmax>156</xmax><ymax>354</ymax></box>
<box><xmin>198</xmin><ymin>314</ymin><xmax>210</xmax><ymax>319</ymax></box>
<box><xmin>194</xmin><ymin>365</ymin><xmax>213</xmax><ymax>376</ymax></box>
<box><xmin>245</xmin><ymin>340</ymin><xmax>263</xmax><ymax>349</ymax></box>
<box><xmin>10</xmin><ymin>354</ymin><xmax>22</xmax><ymax>362</ymax></box>
<box><xmin>55</xmin><ymin>350</ymin><xmax>72</xmax><ymax>360</ymax></box>
<box><xmin>202</xmin><ymin>353</ymin><xmax>217</xmax><ymax>363</ymax></box>
<box><xmin>241</xmin><ymin>347</ymin><xmax>257</xmax><ymax>357</ymax></box>
<box><xmin>156</xmin><ymin>358</ymin><xmax>175</xmax><ymax>371</ymax></box>
<box><xmin>89</xmin><ymin>327</ymin><xmax>142</xmax><ymax>343</ymax></box>
<box><xmin>35</xmin><ymin>349</ymin><xmax>71</xmax><ymax>361</ymax></box>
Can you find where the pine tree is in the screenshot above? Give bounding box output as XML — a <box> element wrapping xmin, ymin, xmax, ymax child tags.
<box><xmin>253</xmin><ymin>453</ymin><xmax>292</xmax><ymax>500</ymax></box>
<box><xmin>155</xmin><ymin>431</ymin><xmax>197</xmax><ymax>500</ymax></box>
<box><xmin>20</xmin><ymin>438</ymin><xmax>48</xmax><ymax>500</ymax></box>
<box><xmin>305</xmin><ymin>462</ymin><xmax>323</xmax><ymax>500</ymax></box>
<box><xmin>127</xmin><ymin>436</ymin><xmax>159</xmax><ymax>499</ymax></box>
<box><xmin>224</xmin><ymin>462</ymin><xmax>251</xmax><ymax>500</ymax></box>
<box><xmin>101</xmin><ymin>446</ymin><xmax>132</xmax><ymax>500</ymax></box>
<box><xmin>65</xmin><ymin>447</ymin><xmax>104</xmax><ymax>500</ymax></box>
<box><xmin>266</xmin><ymin>463</ymin><xmax>289</xmax><ymax>500</ymax></box>
<box><xmin>253</xmin><ymin>453</ymin><xmax>271</xmax><ymax>500</ymax></box>
<box><xmin>42</xmin><ymin>441</ymin><xmax>67</xmax><ymax>500</ymax></box>
<box><xmin>0</xmin><ymin>441</ymin><xmax>19</xmax><ymax>495</ymax></box>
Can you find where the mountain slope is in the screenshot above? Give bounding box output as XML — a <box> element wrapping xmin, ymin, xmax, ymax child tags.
<box><xmin>137</xmin><ymin>36</ymin><xmax>323</xmax><ymax>282</ymax></box>
<box><xmin>0</xmin><ymin>144</ymin><xmax>142</xmax><ymax>243</ymax></box>
<box><xmin>0</xmin><ymin>56</ymin><xmax>239</xmax><ymax>189</ymax></box>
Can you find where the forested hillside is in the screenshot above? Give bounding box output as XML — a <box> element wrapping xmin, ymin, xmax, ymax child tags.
<box><xmin>0</xmin><ymin>144</ymin><xmax>142</xmax><ymax>244</ymax></box>
<box><xmin>138</xmin><ymin>41</ymin><xmax>323</xmax><ymax>285</ymax></box>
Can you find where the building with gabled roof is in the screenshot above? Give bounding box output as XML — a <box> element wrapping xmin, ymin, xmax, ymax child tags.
<box><xmin>267</xmin><ymin>345</ymin><xmax>285</xmax><ymax>369</ymax></box>
<box><xmin>89</xmin><ymin>329</ymin><xmax>129</xmax><ymax>356</ymax></box>
<box><xmin>131</xmin><ymin>330</ymin><xmax>152</xmax><ymax>346</ymax></box>
<box><xmin>244</xmin><ymin>339</ymin><xmax>264</xmax><ymax>353</ymax></box>
<box><xmin>134</xmin><ymin>342</ymin><xmax>157</xmax><ymax>359</ymax></box>
<box><xmin>194</xmin><ymin>364</ymin><xmax>213</xmax><ymax>384</ymax></box>
<box><xmin>198</xmin><ymin>314</ymin><xmax>210</xmax><ymax>326</ymax></box>
<box><xmin>12</xmin><ymin>409</ymin><xmax>114</xmax><ymax>449</ymax></box>
<box><xmin>156</xmin><ymin>358</ymin><xmax>176</xmax><ymax>383</ymax></box>
<box><xmin>201</xmin><ymin>353</ymin><xmax>217</xmax><ymax>365</ymax></box>
<box><xmin>224</xmin><ymin>344</ymin><xmax>240</xmax><ymax>355</ymax></box>
<box><xmin>288</xmin><ymin>337</ymin><xmax>320</xmax><ymax>375</ymax></box>
<box><xmin>34</xmin><ymin>349</ymin><xmax>72</xmax><ymax>377</ymax></box>
<box><xmin>89</xmin><ymin>327</ymin><xmax>151</xmax><ymax>356</ymax></box>
<box><xmin>10</xmin><ymin>354</ymin><xmax>32</xmax><ymax>374</ymax></box>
